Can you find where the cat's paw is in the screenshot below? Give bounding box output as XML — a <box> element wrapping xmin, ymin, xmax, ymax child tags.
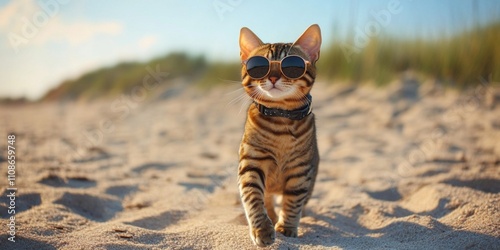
<box><xmin>251</xmin><ymin>219</ymin><xmax>275</xmax><ymax>247</ymax></box>
<box><xmin>275</xmin><ymin>224</ymin><xmax>298</xmax><ymax>237</ymax></box>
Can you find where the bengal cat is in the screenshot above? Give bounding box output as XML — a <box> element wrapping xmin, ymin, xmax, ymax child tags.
<box><xmin>238</xmin><ymin>24</ymin><xmax>321</xmax><ymax>247</ymax></box>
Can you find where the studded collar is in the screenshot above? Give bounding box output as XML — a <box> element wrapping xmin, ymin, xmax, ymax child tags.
<box><xmin>253</xmin><ymin>94</ymin><xmax>312</xmax><ymax>120</ymax></box>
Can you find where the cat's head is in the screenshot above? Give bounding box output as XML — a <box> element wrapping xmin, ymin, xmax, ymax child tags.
<box><xmin>239</xmin><ymin>24</ymin><xmax>321</xmax><ymax>110</ymax></box>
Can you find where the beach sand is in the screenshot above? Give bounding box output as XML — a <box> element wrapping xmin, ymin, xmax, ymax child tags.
<box><xmin>0</xmin><ymin>80</ymin><xmax>499</xmax><ymax>249</ymax></box>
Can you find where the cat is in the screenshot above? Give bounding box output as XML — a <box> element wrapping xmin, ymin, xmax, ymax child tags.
<box><xmin>238</xmin><ymin>24</ymin><xmax>321</xmax><ymax>247</ymax></box>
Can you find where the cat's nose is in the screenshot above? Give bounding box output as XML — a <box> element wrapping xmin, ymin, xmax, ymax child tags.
<box><xmin>269</xmin><ymin>76</ymin><xmax>279</xmax><ymax>84</ymax></box>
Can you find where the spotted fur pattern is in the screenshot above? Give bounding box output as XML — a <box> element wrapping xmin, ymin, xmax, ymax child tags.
<box><xmin>238</xmin><ymin>24</ymin><xmax>321</xmax><ymax>247</ymax></box>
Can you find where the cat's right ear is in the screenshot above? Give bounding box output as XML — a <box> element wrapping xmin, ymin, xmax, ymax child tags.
<box><xmin>239</xmin><ymin>27</ymin><xmax>263</xmax><ymax>61</ymax></box>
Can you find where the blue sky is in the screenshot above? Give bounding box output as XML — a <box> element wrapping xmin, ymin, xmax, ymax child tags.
<box><xmin>1</xmin><ymin>0</ymin><xmax>499</xmax><ymax>100</ymax></box>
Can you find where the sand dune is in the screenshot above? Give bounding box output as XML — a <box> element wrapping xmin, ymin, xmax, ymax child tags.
<box><xmin>0</xmin><ymin>80</ymin><xmax>499</xmax><ymax>249</ymax></box>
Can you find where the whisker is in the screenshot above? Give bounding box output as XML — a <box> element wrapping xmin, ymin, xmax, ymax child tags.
<box><xmin>227</xmin><ymin>93</ymin><xmax>247</xmax><ymax>108</ymax></box>
<box><xmin>289</xmin><ymin>91</ymin><xmax>308</xmax><ymax>107</ymax></box>
<box><xmin>220</xmin><ymin>79</ymin><xmax>242</xmax><ymax>85</ymax></box>
<box><xmin>224</xmin><ymin>87</ymin><xmax>245</xmax><ymax>96</ymax></box>
<box><xmin>238</xmin><ymin>96</ymin><xmax>252</xmax><ymax>115</ymax></box>
<box><xmin>298</xmin><ymin>92</ymin><xmax>311</xmax><ymax>106</ymax></box>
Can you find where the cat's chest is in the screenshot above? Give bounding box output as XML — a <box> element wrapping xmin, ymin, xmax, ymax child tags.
<box><xmin>272</xmin><ymin>132</ymin><xmax>300</xmax><ymax>158</ymax></box>
<box><xmin>252</xmin><ymin>118</ymin><xmax>302</xmax><ymax>150</ymax></box>
<box><xmin>251</xmin><ymin>116</ymin><xmax>313</xmax><ymax>162</ymax></box>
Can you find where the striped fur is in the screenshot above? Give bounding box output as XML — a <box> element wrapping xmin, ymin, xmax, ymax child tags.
<box><xmin>238</xmin><ymin>24</ymin><xmax>321</xmax><ymax>247</ymax></box>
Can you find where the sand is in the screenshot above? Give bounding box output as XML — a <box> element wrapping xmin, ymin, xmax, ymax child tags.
<box><xmin>0</xmin><ymin>79</ymin><xmax>499</xmax><ymax>249</ymax></box>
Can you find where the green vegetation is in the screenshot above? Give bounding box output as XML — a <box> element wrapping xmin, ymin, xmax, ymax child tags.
<box><xmin>196</xmin><ymin>62</ymin><xmax>241</xmax><ymax>88</ymax></box>
<box><xmin>318</xmin><ymin>21</ymin><xmax>500</xmax><ymax>87</ymax></box>
<box><xmin>0</xmin><ymin>97</ymin><xmax>28</xmax><ymax>104</ymax></box>
<box><xmin>42</xmin><ymin>21</ymin><xmax>499</xmax><ymax>101</ymax></box>
<box><xmin>43</xmin><ymin>53</ymin><xmax>208</xmax><ymax>101</ymax></box>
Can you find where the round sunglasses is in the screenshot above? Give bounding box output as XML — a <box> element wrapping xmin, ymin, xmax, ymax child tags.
<box><xmin>243</xmin><ymin>55</ymin><xmax>309</xmax><ymax>80</ymax></box>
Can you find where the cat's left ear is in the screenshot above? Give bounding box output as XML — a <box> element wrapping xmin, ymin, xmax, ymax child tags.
<box><xmin>239</xmin><ymin>27</ymin><xmax>264</xmax><ymax>61</ymax></box>
<box><xmin>293</xmin><ymin>24</ymin><xmax>322</xmax><ymax>63</ymax></box>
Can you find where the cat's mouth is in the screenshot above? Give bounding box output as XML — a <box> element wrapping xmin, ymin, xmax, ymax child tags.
<box><xmin>266</xmin><ymin>84</ymin><xmax>282</xmax><ymax>91</ymax></box>
<box><xmin>267</xmin><ymin>87</ymin><xmax>283</xmax><ymax>94</ymax></box>
<box><xmin>257</xmin><ymin>83</ymin><xmax>293</xmax><ymax>99</ymax></box>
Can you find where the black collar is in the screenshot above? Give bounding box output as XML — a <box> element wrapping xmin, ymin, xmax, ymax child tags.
<box><xmin>254</xmin><ymin>94</ymin><xmax>312</xmax><ymax>120</ymax></box>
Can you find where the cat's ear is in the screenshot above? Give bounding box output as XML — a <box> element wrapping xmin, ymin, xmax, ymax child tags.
<box><xmin>239</xmin><ymin>27</ymin><xmax>263</xmax><ymax>61</ymax></box>
<box><xmin>293</xmin><ymin>24</ymin><xmax>322</xmax><ymax>63</ymax></box>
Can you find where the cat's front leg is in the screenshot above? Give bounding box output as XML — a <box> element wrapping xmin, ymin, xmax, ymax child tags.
<box><xmin>238</xmin><ymin>163</ymin><xmax>275</xmax><ymax>247</ymax></box>
<box><xmin>275</xmin><ymin>167</ymin><xmax>313</xmax><ymax>237</ymax></box>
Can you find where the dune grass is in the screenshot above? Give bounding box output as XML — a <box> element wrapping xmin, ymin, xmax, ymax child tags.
<box><xmin>43</xmin><ymin>53</ymin><xmax>208</xmax><ymax>101</ymax></box>
<box><xmin>317</xmin><ymin>21</ymin><xmax>500</xmax><ymax>87</ymax></box>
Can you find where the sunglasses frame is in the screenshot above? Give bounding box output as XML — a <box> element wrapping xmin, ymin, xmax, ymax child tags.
<box><xmin>243</xmin><ymin>55</ymin><xmax>310</xmax><ymax>80</ymax></box>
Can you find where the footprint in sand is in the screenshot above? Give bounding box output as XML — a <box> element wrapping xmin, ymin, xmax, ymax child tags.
<box><xmin>105</xmin><ymin>185</ymin><xmax>139</xmax><ymax>199</ymax></box>
<box><xmin>54</xmin><ymin>192</ymin><xmax>122</xmax><ymax>222</ymax></box>
<box><xmin>366</xmin><ymin>187</ymin><xmax>402</xmax><ymax>202</ymax></box>
<box><xmin>125</xmin><ymin>210</ymin><xmax>187</xmax><ymax>230</ymax></box>
<box><xmin>73</xmin><ymin>146</ymin><xmax>113</xmax><ymax>163</ymax></box>
<box><xmin>178</xmin><ymin>182</ymin><xmax>216</xmax><ymax>193</ymax></box>
<box><xmin>0</xmin><ymin>192</ymin><xmax>42</xmax><ymax>218</ymax></box>
<box><xmin>132</xmin><ymin>162</ymin><xmax>177</xmax><ymax>173</ymax></box>
<box><xmin>0</xmin><ymin>236</ymin><xmax>57</xmax><ymax>249</ymax></box>
<box><xmin>443</xmin><ymin>178</ymin><xmax>500</xmax><ymax>194</ymax></box>
<box><xmin>181</xmin><ymin>170</ymin><xmax>228</xmax><ymax>193</ymax></box>
<box><xmin>39</xmin><ymin>174</ymin><xmax>96</xmax><ymax>189</ymax></box>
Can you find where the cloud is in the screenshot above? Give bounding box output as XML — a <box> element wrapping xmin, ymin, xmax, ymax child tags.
<box><xmin>0</xmin><ymin>0</ymin><xmax>38</xmax><ymax>29</ymax></box>
<box><xmin>138</xmin><ymin>35</ymin><xmax>158</xmax><ymax>50</ymax></box>
<box><xmin>35</xmin><ymin>18</ymin><xmax>123</xmax><ymax>45</ymax></box>
<box><xmin>0</xmin><ymin>0</ymin><xmax>123</xmax><ymax>47</ymax></box>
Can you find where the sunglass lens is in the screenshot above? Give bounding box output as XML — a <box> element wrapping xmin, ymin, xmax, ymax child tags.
<box><xmin>246</xmin><ymin>57</ymin><xmax>269</xmax><ymax>79</ymax></box>
<box><xmin>281</xmin><ymin>56</ymin><xmax>306</xmax><ymax>79</ymax></box>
